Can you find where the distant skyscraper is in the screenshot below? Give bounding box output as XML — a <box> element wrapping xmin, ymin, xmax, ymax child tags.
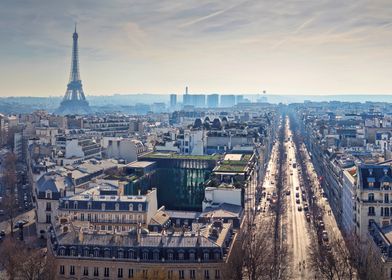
<box><xmin>170</xmin><ymin>94</ymin><xmax>177</xmax><ymax>108</ymax></box>
<box><xmin>236</xmin><ymin>95</ymin><xmax>244</xmax><ymax>104</ymax></box>
<box><xmin>207</xmin><ymin>94</ymin><xmax>219</xmax><ymax>108</ymax></box>
<box><xmin>220</xmin><ymin>95</ymin><xmax>236</xmax><ymax>107</ymax></box>
<box><xmin>193</xmin><ymin>94</ymin><xmax>206</xmax><ymax>108</ymax></box>
<box><xmin>183</xmin><ymin>86</ymin><xmax>192</xmax><ymax>106</ymax></box>
<box><xmin>56</xmin><ymin>25</ymin><xmax>91</xmax><ymax>115</ymax></box>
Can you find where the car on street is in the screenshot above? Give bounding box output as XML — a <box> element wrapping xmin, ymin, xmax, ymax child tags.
<box><xmin>297</xmin><ymin>205</ymin><xmax>302</xmax><ymax>211</ymax></box>
<box><xmin>303</xmin><ymin>203</ymin><xmax>309</xmax><ymax>211</ymax></box>
<box><xmin>306</xmin><ymin>213</ymin><xmax>311</xmax><ymax>222</ymax></box>
<box><xmin>286</xmin><ymin>190</ymin><xmax>290</xmax><ymax>195</ymax></box>
<box><xmin>296</xmin><ymin>198</ymin><xmax>300</xmax><ymax>204</ymax></box>
<box><xmin>14</xmin><ymin>219</ymin><xmax>28</xmax><ymax>228</ymax></box>
<box><xmin>295</xmin><ymin>192</ymin><xmax>299</xmax><ymax>198</ymax></box>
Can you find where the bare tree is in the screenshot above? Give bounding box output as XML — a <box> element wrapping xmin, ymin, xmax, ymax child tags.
<box><xmin>243</xmin><ymin>216</ymin><xmax>275</xmax><ymax>280</ymax></box>
<box><xmin>0</xmin><ymin>237</ymin><xmax>21</xmax><ymax>280</ymax></box>
<box><xmin>222</xmin><ymin>235</ymin><xmax>245</xmax><ymax>280</ymax></box>
<box><xmin>0</xmin><ymin>237</ymin><xmax>56</xmax><ymax>280</ymax></box>
<box><xmin>308</xmin><ymin>231</ymin><xmax>358</xmax><ymax>280</ymax></box>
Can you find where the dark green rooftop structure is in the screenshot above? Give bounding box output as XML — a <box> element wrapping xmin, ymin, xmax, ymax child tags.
<box><xmin>139</xmin><ymin>152</ymin><xmax>222</xmax><ymax>211</ymax></box>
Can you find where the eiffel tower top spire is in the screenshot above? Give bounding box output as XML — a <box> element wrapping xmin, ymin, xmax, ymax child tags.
<box><xmin>56</xmin><ymin>25</ymin><xmax>91</xmax><ymax>115</ymax></box>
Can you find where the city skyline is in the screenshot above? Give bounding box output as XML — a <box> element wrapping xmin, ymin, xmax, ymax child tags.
<box><xmin>1</xmin><ymin>0</ymin><xmax>392</xmax><ymax>97</ymax></box>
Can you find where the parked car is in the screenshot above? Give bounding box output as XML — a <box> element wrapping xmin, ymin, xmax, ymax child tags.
<box><xmin>14</xmin><ymin>219</ymin><xmax>28</xmax><ymax>228</ymax></box>
<box><xmin>295</xmin><ymin>192</ymin><xmax>299</xmax><ymax>198</ymax></box>
<box><xmin>296</xmin><ymin>198</ymin><xmax>300</xmax><ymax>204</ymax></box>
<box><xmin>306</xmin><ymin>213</ymin><xmax>311</xmax><ymax>222</ymax></box>
<box><xmin>297</xmin><ymin>205</ymin><xmax>303</xmax><ymax>211</ymax></box>
<box><xmin>286</xmin><ymin>190</ymin><xmax>291</xmax><ymax>195</ymax></box>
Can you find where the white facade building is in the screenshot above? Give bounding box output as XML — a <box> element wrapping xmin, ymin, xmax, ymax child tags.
<box><xmin>202</xmin><ymin>185</ymin><xmax>242</xmax><ymax>211</ymax></box>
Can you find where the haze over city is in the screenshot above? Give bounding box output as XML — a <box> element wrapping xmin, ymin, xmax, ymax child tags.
<box><xmin>2</xmin><ymin>1</ymin><xmax>392</xmax><ymax>280</ymax></box>
<box><xmin>1</xmin><ymin>0</ymin><xmax>392</xmax><ymax>97</ymax></box>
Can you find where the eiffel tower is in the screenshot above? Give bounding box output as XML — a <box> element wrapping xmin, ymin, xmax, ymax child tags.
<box><xmin>56</xmin><ymin>25</ymin><xmax>91</xmax><ymax>115</ymax></box>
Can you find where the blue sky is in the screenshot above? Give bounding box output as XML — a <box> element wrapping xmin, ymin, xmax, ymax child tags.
<box><xmin>1</xmin><ymin>0</ymin><xmax>392</xmax><ymax>96</ymax></box>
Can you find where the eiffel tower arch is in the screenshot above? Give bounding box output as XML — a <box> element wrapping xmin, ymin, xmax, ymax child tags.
<box><xmin>56</xmin><ymin>25</ymin><xmax>92</xmax><ymax>115</ymax></box>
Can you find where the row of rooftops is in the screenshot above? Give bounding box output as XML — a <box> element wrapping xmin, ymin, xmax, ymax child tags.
<box><xmin>50</xmin><ymin>220</ymin><xmax>231</xmax><ymax>250</ymax></box>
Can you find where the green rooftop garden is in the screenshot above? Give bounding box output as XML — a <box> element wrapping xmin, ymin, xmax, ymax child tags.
<box><xmin>141</xmin><ymin>152</ymin><xmax>222</xmax><ymax>161</ymax></box>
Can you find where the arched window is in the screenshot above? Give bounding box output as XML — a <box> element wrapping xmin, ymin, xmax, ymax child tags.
<box><xmin>104</xmin><ymin>248</ymin><xmax>111</xmax><ymax>258</ymax></box>
<box><xmin>94</xmin><ymin>248</ymin><xmax>100</xmax><ymax>257</ymax></box>
<box><xmin>129</xmin><ymin>204</ymin><xmax>133</xmax><ymax>211</ymax></box>
<box><xmin>143</xmin><ymin>251</ymin><xmax>149</xmax><ymax>260</ymax></box>
<box><xmin>368</xmin><ymin>193</ymin><xmax>375</xmax><ymax>202</ymax></box>
<box><xmin>138</xmin><ymin>204</ymin><xmax>143</xmax><ymax>212</ymax></box>
<box><xmin>84</xmin><ymin>247</ymin><xmax>90</xmax><ymax>257</ymax></box>
<box><xmin>189</xmin><ymin>251</ymin><xmax>195</xmax><ymax>261</ymax></box>
<box><xmin>128</xmin><ymin>249</ymin><xmax>135</xmax><ymax>259</ymax></box>
<box><xmin>118</xmin><ymin>249</ymin><xmax>124</xmax><ymax>259</ymax></box>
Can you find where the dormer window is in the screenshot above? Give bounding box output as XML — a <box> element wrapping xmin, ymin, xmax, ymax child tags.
<box><xmin>138</xmin><ymin>204</ymin><xmax>143</xmax><ymax>212</ymax></box>
<box><xmin>369</xmin><ymin>169</ymin><xmax>373</xmax><ymax>176</ymax></box>
<box><xmin>87</xmin><ymin>202</ymin><xmax>92</xmax><ymax>210</ymax></box>
<box><xmin>142</xmin><ymin>251</ymin><xmax>149</xmax><ymax>260</ymax></box>
<box><xmin>94</xmin><ymin>248</ymin><xmax>100</xmax><ymax>257</ymax></box>
<box><xmin>84</xmin><ymin>247</ymin><xmax>90</xmax><ymax>257</ymax></box>
<box><xmin>115</xmin><ymin>203</ymin><xmax>119</xmax><ymax>211</ymax></box>
<box><xmin>46</xmin><ymin>191</ymin><xmax>51</xmax><ymax>199</ymax></box>
<box><xmin>74</xmin><ymin>201</ymin><xmax>78</xmax><ymax>209</ymax></box>
<box><xmin>118</xmin><ymin>249</ymin><xmax>124</xmax><ymax>259</ymax></box>
<box><xmin>368</xmin><ymin>193</ymin><xmax>375</xmax><ymax>202</ymax></box>
<box><xmin>102</xmin><ymin>203</ymin><xmax>106</xmax><ymax>211</ymax></box>
<box><xmin>129</xmin><ymin>204</ymin><xmax>133</xmax><ymax>211</ymax></box>
<box><xmin>128</xmin><ymin>250</ymin><xmax>135</xmax><ymax>259</ymax></box>
<box><xmin>65</xmin><ymin>201</ymin><xmax>69</xmax><ymax>209</ymax></box>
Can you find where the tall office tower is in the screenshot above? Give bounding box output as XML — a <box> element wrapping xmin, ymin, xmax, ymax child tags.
<box><xmin>220</xmin><ymin>95</ymin><xmax>236</xmax><ymax>107</ymax></box>
<box><xmin>193</xmin><ymin>94</ymin><xmax>206</xmax><ymax>107</ymax></box>
<box><xmin>207</xmin><ymin>94</ymin><xmax>219</xmax><ymax>108</ymax></box>
<box><xmin>183</xmin><ymin>86</ymin><xmax>192</xmax><ymax>106</ymax></box>
<box><xmin>56</xmin><ymin>25</ymin><xmax>91</xmax><ymax>115</ymax></box>
<box><xmin>170</xmin><ymin>94</ymin><xmax>177</xmax><ymax>108</ymax></box>
<box><xmin>236</xmin><ymin>95</ymin><xmax>244</xmax><ymax>104</ymax></box>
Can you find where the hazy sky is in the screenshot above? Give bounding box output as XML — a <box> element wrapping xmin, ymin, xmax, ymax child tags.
<box><xmin>1</xmin><ymin>0</ymin><xmax>392</xmax><ymax>97</ymax></box>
